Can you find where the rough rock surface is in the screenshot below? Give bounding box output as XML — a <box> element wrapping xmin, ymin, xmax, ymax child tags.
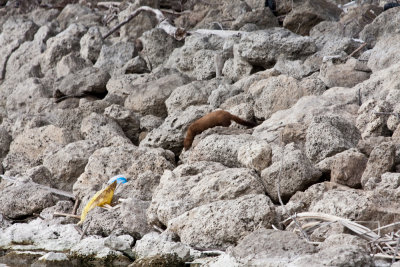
<box><xmin>1</xmin><ymin>1</ymin><xmax>400</xmax><ymax>265</ymax></box>
<box><xmin>167</xmin><ymin>194</ymin><xmax>276</xmax><ymax>249</ymax></box>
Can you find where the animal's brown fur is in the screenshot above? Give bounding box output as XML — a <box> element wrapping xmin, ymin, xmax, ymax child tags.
<box><xmin>183</xmin><ymin>110</ymin><xmax>256</xmax><ymax>150</ymax></box>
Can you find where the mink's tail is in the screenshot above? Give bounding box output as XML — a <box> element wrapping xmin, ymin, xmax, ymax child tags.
<box><xmin>230</xmin><ymin>114</ymin><xmax>256</xmax><ymax>128</ymax></box>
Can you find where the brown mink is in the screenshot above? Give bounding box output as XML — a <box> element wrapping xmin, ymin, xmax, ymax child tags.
<box><xmin>184</xmin><ymin>110</ymin><xmax>256</xmax><ymax>150</ymax></box>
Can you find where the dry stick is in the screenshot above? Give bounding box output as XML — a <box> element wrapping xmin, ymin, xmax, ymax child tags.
<box><xmin>80</xmin><ymin>220</ymin><xmax>92</xmax><ymax>241</ymax></box>
<box><xmin>347</xmin><ymin>42</ymin><xmax>367</xmax><ymax>59</ymax></box>
<box><xmin>72</xmin><ymin>198</ymin><xmax>80</xmax><ymax>215</ymax></box>
<box><xmin>277</xmin><ymin>147</ymin><xmax>310</xmax><ymax>241</ymax></box>
<box><xmin>53</xmin><ymin>212</ymin><xmax>81</xmax><ymax>219</ymax></box>
<box><xmin>102</xmin><ymin>6</ymin><xmax>187</xmax><ymax>40</ymax></box>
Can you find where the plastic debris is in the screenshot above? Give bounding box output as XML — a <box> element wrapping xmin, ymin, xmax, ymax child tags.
<box><xmin>107</xmin><ymin>175</ymin><xmax>127</xmax><ymax>184</ymax></box>
<box><xmin>78</xmin><ymin>181</ymin><xmax>117</xmax><ymax>225</ymax></box>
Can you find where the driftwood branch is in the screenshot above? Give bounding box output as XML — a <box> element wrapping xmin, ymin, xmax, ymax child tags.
<box><xmin>347</xmin><ymin>42</ymin><xmax>367</xmax><ymax>59</ymax></box>
<box><xmin>102</xmin><ymin>6</ymin><xmax>187</xmax><ymax>40</ymax></box>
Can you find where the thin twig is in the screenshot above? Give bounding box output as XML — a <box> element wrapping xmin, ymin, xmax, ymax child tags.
<box><xmin>72</xmin><ymin>198</ymin><xmax>80</xmax><ymax>215</ymax></box>
<box><xmin>80</xmin><ymin>220</ymin><xmax>92</xmax><ymax>241</ymax></box>
<box><xmin>347</xmin><ymin>42</ymin><xmax>367</xmax><ymax>59</ymax></box>
<box><xmin>53</xmin><ymin>212</ymin><xmax>81</xmax><ymax>219</ymax></box>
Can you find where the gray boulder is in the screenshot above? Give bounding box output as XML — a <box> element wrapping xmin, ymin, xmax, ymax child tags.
<box><xmin>104</xmin><ymin>104</ymin><xmax>140</xmax><ymax>144</ymax></box>
<box><xmin>361</xmin><ymin>142</ymin><xmax>396</xmax><ymax>189</ymax></box>
<box><xmin>360</xmin><ymin>6</ymin><xmax>400</xmax><ymax>47</ymax></box>
<box><xmin>165</xmin><ymin>80</ymin><xmax>220</xmax><ymax>114</ymax></box>
<box><xmin>166</xmin><ymin>33</ymin><xmax>224</xmax><ymax>80</ymax></box>
<box><xmin>41</xmin><ymin>23</ymin><xmax>87</xmax><ymax>73</ymax></box>
<box><xmin>140</xmin><ymin>105</ymin><xmax>213</xmax><ymax>154</ymax></box>
<box><xmin>6</xmin><ymin>78</ymin><xmax>52</xmax><ymax>120</ymax></box>
<box><xmin>94</xmin><ymin>42</ymin><xmax>136</xmax><ymax>76</ymax></box>
<box><xmin>182</xmin><ymin>133</ymin><xmax>263</xmax><ymax>168</ymax></box>
<box><xmin>319</xmin><ymin>57</ymin><xmax>371</xmax><ymax>88</ymax></box>
<box><xmin>139</xmin><ymin>28</ymin><xmax>183</xmax><ymax>69</ymax></box>
<box><xmin>56</xmin><ymin>4</ymin><xmax>101</xmax><ymax>30</ymax></box>
<box><xmin>283</xmin><ymin>0</ymin><xmax>342</xmax><ymax>36</ymax></box>
<box><xmin>80</xmin><ymin>26</ymin><xmax>103</xmax><ymax>64</ymax></box>
<box><xmin>54</xmin><ymin>66</ymin><xmax>110</xmax><ymax>97</ymax></box>
<box><xmin>80</xmin><ymin>112</ymin><xmax>131</xmax><ymax>147</ymax></box>
<box><xmin>367</xmin><ymin>34</ymin><xmax>400</xmax><ymax>72</ymax></box>
<box><xmin>3</xmin><ymin>125</ymin><xmax>73</xmax><ymax>174</ymax></box>
<box><xmin>133</xmin><ymin>232</ymin><xmax>191</xmax><ymax>261</ymax></box>
<box><xmin>0</xmin><ymin>17</ymin><xmax>38</xmax><ymax>80</ymax></box>
<box><xmin>261</xmin><ymin>143</ymin><xmax>321</xmax><ymax>202</ymax></box>
<box><xmin>232</xmin><ymin>7</ymin><xmax>279</xmax><ymax>30</ymax></box>
<box><xmin>147</xmin><ymin>161</ymin><xmax>265</xmax><ymax>227</ymax></box>
<box><xmin>124</xmin><ymin>71</ymin><xmax>191</xmax><ymax>117</ymax></box>
<box><xmin>237</xmin><ymin>28</ymin><xmax>316</xmax><ymax>68</ymax></box>
<box><xmin>305</xmin><ymin>115</ymin><xmax>361</xmax><ymax>162</ymax></box>
<box><xmin>229</xmin><ymin>228</ymin><xmax>316</xmax><ymax>266</ymax></box>
<box><xmin>55</xmin><ymin>53</ymin><xmax>92</xmax><ymax>79</ymax></box>
<box><xmin>0</xmin><ymin>183</ymin><xmax>59</xmax><ymax>219</ymax></box>
<box><xmin>42</xmin><ymin>140</ymin><xmax>99</xmax><ymax>191</ymax></box>
<box><xmin>167</xmin><ymin>194</ymin><xmax>275</xmax><ymax>249</ymax></box>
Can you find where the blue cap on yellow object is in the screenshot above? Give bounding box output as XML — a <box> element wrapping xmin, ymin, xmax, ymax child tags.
<box><xmin>108</xmin><ymin>175</ymin><xmax>127</xmax><ymax>184</ymax></box>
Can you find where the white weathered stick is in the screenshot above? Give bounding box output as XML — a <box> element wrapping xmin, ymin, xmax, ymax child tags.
<box><xmin>102</xmin><ymin>6</ymin><xmax>187</xmax><ymax>40</ymax></box>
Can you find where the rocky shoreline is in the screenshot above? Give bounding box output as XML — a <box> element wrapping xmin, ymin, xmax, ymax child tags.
<box><xmin>1</xmin><ymin>0</ymin><xmax>400</xmax><ymax>266</ymax></box>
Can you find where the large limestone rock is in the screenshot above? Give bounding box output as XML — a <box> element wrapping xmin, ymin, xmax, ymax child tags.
<box><xmin>283</xmin><ymin>0</ymin><xmax>342</xmax><ymax>36</ymax></box>
<box><xmin>56</xmin><ymin>4</ymin><xmax>101</xmax><ymax>30</ymax></box>
<box><xmin>133</xmin><ymin>232</ymin><xmax>191</xmax><ymax>261</ymax></box>
<box><xmin>3</xmin><ymin>125</ymin><xmax>74</xmax><ymax>174</ymax></box>
<box><xmin>41</xmin><ymin>23</ymin><xmax>87</xmax><ymax>73</ymax></box>
<box><xmin>165</xmin><ymin>34</ymin><xmax>224</xmax><ymax>80</ymax></box>
<box><xmin>319</xmin><ymin>57</ymin><xmax>371</xmax><ymax>88</ymax></box>
<box><xmin>367</xmin><ymin>34</ymin><xmax>400</xmax><ymax>72</ymax></box>
<box><xmin>0</xmin><ymin>183</ymin><xmax>60</xmax><ymax>219</ymax></box>
<box><xmin>237</xmin><ymin>28</ymin><xmax>316</xmax><ymax>69</ymax></box>
<box><xmin>80</xmin><ymin>26</ymin><xmax>103</xmax><ymax>64</ymax></box>
<box><xmin>55</xmin><ymin>53</ymin><xmax>92</xmax><ymax>79</ymax></box>
<box><xmin>361</xmin><ymin>142</ymin><xmax>396</xmax><ymax>189</ymax></box>
<box><xmin>6</xmin><ymin>78</ymin><xmax>52</xmax><ymax>120</ymax></box>
<box><xmin>42</xmin><ymin>140</ymin><xmax>99</xmax><ymax>191</ymax></box>
<box><xmin>317</xmin><ymin>148</ymin><xmax>368</xmax><ymax>188</ymax></box>
<box><xmin>0</xmin><ymin>17</ymin><xmax>38</xmax><ymax>80</ymax></box>
<box><xmin>138</xmin><ymin>28</ymin><xmax>183</xmax><ymax>69</ymax></box>
<box><xmin>305</xmin><ymin>115</ymin><xmax>361</xmax><ymax>162</ymax></box>
<box><xmin>249</xmin><ymin>74</ymin><xmax>324</xmax><ymax>119</ymax></box>
<box><xmin>165</xmin><ymin>80</ymin><xmax>220</xmax><ymax>114</ymax></box>
<box><xmin>261</xmin><ymin>143</ymin><xmax>322</xmax><ymax>202</ymax></box>
<box><xmin>167</xmin><ymin>194</ymin><xmax>276</xmax><ymax>249</ymax></box>
<box><xmin>183</xmin><ymin>133</ymin><xmax>265</xmax><ymax>168</ymax></box>
<box><xmin>360</xmin><ymin>6</ymin><xmax>400</xmax><ymax>47</ymax></box>
<box><xmin>83</xmin><ymin>198</ymin><xmax>151</xmax><ymax>238</ymax></box>
<box><xmin>94</xmin><ymin>42</ymin><xmax>136</xmax><ymax>76</ymax></box>
<box><xmin>5</xmin><ymin>24</ymin><xmax>54</xmax><ymax>81</ymax></box>
<box><xmin>232</xmin><ymin>7</ymin><xmax>279</xmax><ymax>30</ymax></box>
<box><xmin>253</xmin><ymin>87</ymin><xmax>359</xmax><ymax>145</ymax></box>
<box><xmin>104</xmin><ymin>104</ymin><xmax>140</xmax><ymax>144</ymax></box>
<box><xmin>124</xmin><ymin>71</ymin><xmax>191</xmax><ymax>117</ymax></box>
<box><xmin>80</xmin><ymin>112</ymin><xmax>131</xmax><ymax>147</ymax></box>
<box><xmin>147</xmin><ymin>161</ymin><xmax>265</xmax><ymax>227</ymax></box>
<box><xmin>229</xmin><ymin>228</ymin><xmax>316</xmax><ymax>266</ymax></box>
<box><xmin>54</xmin><ymin>67</ymin><xmax>110</xmax><ymax>97</ymax></box>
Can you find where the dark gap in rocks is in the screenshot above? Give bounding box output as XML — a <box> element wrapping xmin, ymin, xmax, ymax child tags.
<box><xmin>250</xmin><ymin>65</ymin><xmax>266</xmax><ymax>75</ymax></box>
<box><xmin>317</xmin><ymin>170</ymin><xmax>331</xmax><ymax>184</ymax></box>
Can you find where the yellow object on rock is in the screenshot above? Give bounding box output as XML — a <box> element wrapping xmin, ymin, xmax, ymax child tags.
<box><xmin>78</xmin><ymin>180</ymin><xmax>117</xmax><ymax>225</ymax></box>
